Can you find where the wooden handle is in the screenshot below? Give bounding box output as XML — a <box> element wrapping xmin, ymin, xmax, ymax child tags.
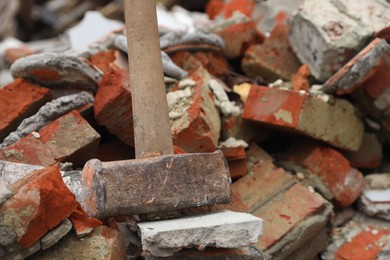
<box><xmin>124</xmin><ymin>0</ymin><xmax>174</xmax><ymax>158</ymax></box>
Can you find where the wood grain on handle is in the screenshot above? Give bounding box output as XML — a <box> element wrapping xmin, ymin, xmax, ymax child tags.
<box><xmin>124</xmin><ymin>0</ymin><xmax>174</xmax><ymax>158</ymax></box>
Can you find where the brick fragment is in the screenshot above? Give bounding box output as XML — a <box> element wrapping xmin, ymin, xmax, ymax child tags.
<box><xmin>253</xmin><ymin>184</ymin><xmax>331</xmax><ymax>258</ymax></box>
<box><xmin>0</xmin><ymin>165</ymin><xmax>77</xmax><ymax>248</ymax></box>
<box><xmin>242</xmin><ymin>24</ymin><xmax>301</xmax><ymax>82</ymax></box>
<box><xmin>89</xmin><ymin>49</ymin><xmax>116</xmax><ymax>73</ymax></box>
<box><xmin>344</xmin><ymin>133</ymin><xmax>383</xmax><ymax>169</ymax></box>
<box><xmin>242</xmin><ymin>85</ymin><xmax>364</xmax><ymax>151</ymax></box>
<box><xmin>0</xmin><ymin>111</ymin><xmax>100</xmax><ymax>167</ymax></box>
<box><xmin>292</xmin><ymin>64</ymin><xmax>311</xmax><ymax>92</ymax></box>
<box><xmin>170</xmin><ymin>68</ymin><xmax>221</xmax><ymax>153</ymax></box>
<box><xmin>33</xmin><ymin>226</ymin><xmax>126</xmax><ymax>260</ymax></box>
<box><xmin>40</xmin><ymin>219</ymin><xmax>72</xmax><ymax>250</ymax></box>
<box><xmin>138</xmin><ymin>211</ymin><xmax>263</xmax><ymax>257</ymax></box>
<box><xmin>10</xmin><ymin>53</ymin><xmax>102</xmax><ymax>92</ymax></box>
<box><xmin>359</xmin><ymin>173</ymin><xmax>390</xmax><ymax>221</ymax></box>
<box><xmin>0</xmin><ymin>79</ymin><xmax>52</xmax><ymax>142</ymax></box>
<box><xmin>221</xmin><ymin>146</ymin><xmax>247</xmax><ymax>179</ymax></box>
<box><xmin>94</xmin><ymin>65</ymin><xmax>134</xmax><ymax>147</ymax></box>
<box><xmin>285</xmin><ymin>141</ymin><xmax>364</xmax><ymax>207</ymax></box>
<box><xmin>4</xmin><ymin>46</ymin><xmax>36</xmax><ymax>64</ymax></box>
<box><xmin>0</xmin><ymin>92</ymin><xmax>93</xmax><ymax>149</ymax></box>
<box><xmin>289</xmin><ymin>0</ymin><xmax>390</xmax><ymax>81</ymax></box>
<box><xmin>214</xmin><ymin>20</ymin><xmax>265</xmax><ymax>59</ymax></box>
<box><xmin>323</xmin><ymin>38</ymin><xmax>390</xmax><ymax>95</ymax></box>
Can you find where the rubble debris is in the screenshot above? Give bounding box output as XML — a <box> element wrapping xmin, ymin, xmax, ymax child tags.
<box><xmin>242</xmin><ymin>85</ymin><xmax>364</xmax><ymax>151</ymax></box>
<box><xmin>10</xmin><ymin>53</ymin><xmax>103</xmax><ymax>92</ymax></box>
<box><xmin>33</xmin><ymin>226</ymin><xmax>126</xmax><ymax>260</ymax></box>
<box><xmin>138</xmin><ymin>210</ymin><xmax>263</xmax><ymax>257</ymax></box>
<box><xmin>0</xmin><ymin>79</ymin><xmax>52</xmax><ymax>142</ymax></box>
<box><xmin>0</xmin><ymin>111</ymin><xmax>100</xmax><ymax>167</ymax></box>
<box><xmin>170</xmin><ymin>68</ymin><xmax>221</xmax><ymax>153</ymax></box>
<box><xmin>81</xmin><ymin>151</ymin><xmax>231</xmax><ymax>219</ymax></box>
<box><xmin>0</xmin><ymin>92</ymin><xmax>93</xmax><ymax>149</ymax></box>
<box><xmin>285</xmin><ymin>141</ymin><xmax>364</xmax><ymax>207</ymax></box>
<box><xmin>242</xmin><ymin>24</ymin><xmax>301</xmax><ymax>82</ymax></box>
<box><xmin>40</xmin><ymin>218</ymin><xmax>73</xmax><ymax>250</ymax></box>
<box><xmin>289</xmin><ymin>0</ymin><xmax>390</xmax><ymax>81</ymax></box>
<box><xmin>359</xmin><ymin>173</ymin><xmax>390</xmax><ymax>221</ymax></box>
<box><xmin>322</xmin><ymin>38</ymin><xmax>390</xmax><ymax>95</ymax></box>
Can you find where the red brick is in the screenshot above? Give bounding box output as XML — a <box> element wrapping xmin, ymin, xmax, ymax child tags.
<box><xmin>214</xmin><ymin>21</ymin><xmax>265</xmax><ymax>58</ymax></box>
<box><xmin>221</xmin><ymin>146</ymin><xmax>247</xmax><ymax>179</ymax></box>
<box><xmin>285</xmin><ymin>141</ymin><xmax>364</xmax><ymax>207</ymax></box>
<box><xmin>242</xmin><ymin>24</ymin><xmax>301</xmax><ymax>82</ymax></box>
<box><xmin>0</xmin><ymin>110</ymin><xmax>100</xmax><ymax>166</ymax></box>
<box><xmin>344</xmin><ymin>133</ymin><xmax>383</xmax><ymax>169</ymax></box>
<box><xmin>242</xmin><ymin>85</ymin><xmax>364</xmax><ymax>151</ymax></box>
<box><xmin>292</xmin><ymin>64</ymin><xmax>311</xmax><ymax>92</ymax></box>
<box><xmin>206</xmin><ymin>0</ymin><xmax>225</xmax><ymax>19</ymax></box>
<box><xmin>335</xmin><ymin>228</ymin><xmax>390</xmax><ymax>260</ymax></box>
<box><xmin>5</xmin><ymin>47</ymin><xmax>36</xmax><ymax>64</ymax></box>
<box><xmin>227</xmin><ymin>145</ymin><xmax>295</xmax><ymax>212</ymax></box>
<box><xmin>0</xmin><ymin>165</ymin><xmax>78</xmax><ymax>248</ymax></box>
<box><xmin>94</xmin><ymin>140</ymin><xmax>135</xmax><ymax>162</ymax></box>
<box><xmin>362</xmin><ymin>52</ymin><xmax>390</xmax><ymax>100</ymax></box>
<box><xmin>254</xmin><ymin>184</ymin><xmax>329</xmax><ymax>251</ymax></box>
<box><xmin>207</xmin><ymin>0</ymin><xmax>256</xmax><ymax>19</ymax></box>
<box><xmin>69</xmin><ymin>204</ymin><xmax>102</xmax><ymax>237</ymax></box>
<box><xmin>94</xmin><ymin>65</ymin><xmax>134</xmax><ymax>147</ymax></box>
<box><xmin>171</xmin><ymin>68</ymin><xmax>221</xmax><ymax>153</ymax></box>
<box><xmin>89</xmin><ymin>49</ymin><xmax>116</xmax><ymax>73</ymax></box>
<box><xmin>169</xmin><ymin>50</ymin><xmax>230</xmax><ymax>80</ymax></box>
<box><xmin>0</xmin><ymin>79</ymin><xmax>52</xmax><ymax>141</ymax></box>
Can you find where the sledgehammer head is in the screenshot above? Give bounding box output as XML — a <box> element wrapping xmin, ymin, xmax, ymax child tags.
<box><xmin>81</xmin><ymin>151</ymin><xmax>231</xmax><ymax>219</ymax></box>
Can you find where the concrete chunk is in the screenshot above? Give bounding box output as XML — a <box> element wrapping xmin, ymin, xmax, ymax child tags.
<box><xmin>41</xmin><ymin>219</ymin><xmax>72</xmax><ymax>250</ymax></box>
<box><xmin>289</xmin><ymin>0</ymin><xmax>390</xmax><ymax>81</ymax></box>
<box><xmin>138</xmin><ymin>210</ymin><xmax>263</xmax><ymax>257</ymax></box>
<box><xmin>10</xmin><ymin>53</ymin><xmax>102</xmax><ymax>92</ymax></box>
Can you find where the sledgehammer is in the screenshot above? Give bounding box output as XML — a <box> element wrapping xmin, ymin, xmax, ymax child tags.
<box><xmin>81</xmin><ymin>0</ymin><xmax>231</xmax><ymax>219</ymax></box>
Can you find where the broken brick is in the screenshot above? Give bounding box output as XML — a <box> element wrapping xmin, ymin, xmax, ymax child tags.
<box><xmin>0</xmin><ymin>110</ymin><xmax>100</xmax><ymax>167</ymax></box>
<box><xmin>323</xmin><ymin>38</ymin><xmax>390</xmax><ymax>95</ymax></box>
<box><xmin>289</xmin><ymin>0</ymin><xmax>390</xmax><ymax>81</ymax></box>
<box><xmin>335</xmin><ymin>227</ymin><xmax>390</xmax><ymax>260</ymax></box>
<box><xmin>242</xmin><ymin>24</ymin><xmax>301</xmax><ymax>82</ymax></box>
<box><xmin>285</xmin><ymin>141</ymin><xmax>364</xmax><ymax>207</ymax></box>
<box><xmin>89</xmin><ymin>49</ymin><xmax>117</xmax><ymax>73</ymax></box>
<box><xmin>344</xmin><ymin>133</ymin><xmax>383</xmax><ymax>169</ymax></box>
<box><xmin>94</xmin><ymin>64</ymin><xmax>134</xmax><ymax>147</ymax></box>
<box><xmin>0</xmin><ymin>79</ymin><xmax>52</xmax><ymax>142</ymax></box>
<box><xmin>33</xmin><ymin>226</ymin><xmax>126</xmax><ymax>260</ymax></box>
<box><xmin>4</xmin><ymin>46</ymin><xmax>36</xmax><ymax>64</ymax></box>
<box><xmin>170</xmin><ymin>67</ymin><xmax>221</xmax><ymax>153</ymax></box>
<box><xmin>214</xmin><ymin>20</ymin><xmax>265</xmax><ymax>59</ymax></box>
<box><xmin>292</xmin><ymin>64</ymin><xmax>311</xmax><ymax>92</ymax></box>
<box><xmin>10</xmin><ymin>53</ymin><xmax>102</xmax><ymax>92</ymax></box>
<box><xmin>242</xmin><ymin>85</ymin><xmax>364</xmax><ymax>151</ymax></box>
<box><xmin>253</xmin><ymin>184</ymin><xmax>331</xmax><ymax>258</ymax></box>
<box><xmin>221</xmin><ymin>146</ymin><xmax>247</xmax><ymax>179</ymax></box>
<box><xmin>0</xmin><ymin>165</ymin><xmax>77</xmax><ymax>248</ymax></box>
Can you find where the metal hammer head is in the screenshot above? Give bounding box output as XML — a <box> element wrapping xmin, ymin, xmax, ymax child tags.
<box><xmin>81</xmin><ymin>151</ymin><xmax>231</xmax><ymax>219</ymax></box>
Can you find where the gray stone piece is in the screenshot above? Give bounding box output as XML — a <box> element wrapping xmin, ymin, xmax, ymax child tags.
<box><xmin>41</xmin><ymin>219</ymin><xmax>72</xmax><ymax>250</ymax></box>
<box><xmin>114</xmin><ymin>34</ymin><xmax>188</xmax><ymax>79</ymax></box>
<box><xmin>0</xmin><ymin>92</ymin><xmax>93</xmax><ymax>149</ymax></box>
<box><xmin>138</xmin><ymin>210</ymin><xmax>263</xmax><ymax>257</ymax></box>
<box><xmin>289</xmin><ymin>0</ymin><xmax>390</xmax><ymax>81</ymax></box>
<box><xmin>160</xmin><ymin>30</ymin><xmax>224</xmax><ymax>50</ymax></box>
<box><xmin>10</xmin><ymin>53</ymin><xmax>102</xmax><ymax>92</ymax></box>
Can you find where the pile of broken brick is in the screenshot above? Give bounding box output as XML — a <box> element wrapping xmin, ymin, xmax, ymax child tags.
<box><xmin>0</xmin><ymin>0</ymin><xmax>390</xmax><ymax>259</ymax></box>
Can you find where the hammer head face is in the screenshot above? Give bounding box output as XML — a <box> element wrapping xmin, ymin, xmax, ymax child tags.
<box><xmin>81</xmin><ymin>151</ymin><xmax>232</xmax><ymax>219</ymax></box>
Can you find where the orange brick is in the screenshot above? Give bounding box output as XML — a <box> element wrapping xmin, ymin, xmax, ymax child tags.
<box><xmin>335</xmin><ymin>228</ymin><xmax>390</xmax><ymax>260</ymax></box>
<box><xmin>214</xmin><ymin>21</ymin><xmax>265</xmax><ymax>58</ymax></box>
<box><xmin>94</xmin><ymin>65</ymin><xmax>134</xmax><ymax>147</ymax></box>
<box><xmin>254</xmin><ymin>184</ymin><xmax>328</xmax><ymax>250</ymax></box>
<box><xmin>0</xmin><ymin>165</ymin><xmax>78</xmax><ymax>248</ymax></box>
<box><xmin>285</xmin><ymin>141</ymin><xmax>364</xmax><ymax>207</ymax></box>
<box><xmin>242</xmin><ymin>25</ymin><xmax>301</xmax><ymax>82</ymax></box>
<box><xmin>242</xmin><ymin>85</ymin><xmax>364</xmax><ymax>151</ymax></box>
<box><xmin>0</xmin><ymin>111</ymin><xmax>100</xmax><ymax>166</ymax></box>
<box><xmin>0</xmin><ymin>79</ymin><xmax>52</xmax><ymax>141</ymax></box>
